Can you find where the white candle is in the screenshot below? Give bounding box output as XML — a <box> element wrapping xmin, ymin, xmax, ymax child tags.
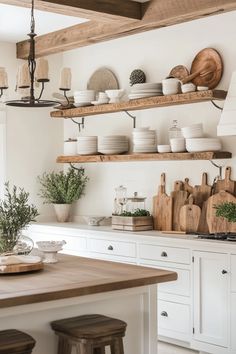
<box><xmin>59</xmin><ymin>67</ymin><xmax>71</xmax><ymax>90</ymax></box>
<box><xmin>36</xmin><ymin>58</ymin><xmax>49</xmax><ymax>82</ymax></box>
<box><xmin>0</xmin><ymin>67</ymin><xmax>8</xmax><ymax>88</ymax></box>
<box><xmin>18</xmin><ymin>63</ymin><xmax>30</xmax><ymax>88</ymax></box>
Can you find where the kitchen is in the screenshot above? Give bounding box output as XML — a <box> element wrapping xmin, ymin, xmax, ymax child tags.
<box><xmin>0</xmin><ymin>1</ymin><xmax>236</xmax><ymax>354</ymax></box>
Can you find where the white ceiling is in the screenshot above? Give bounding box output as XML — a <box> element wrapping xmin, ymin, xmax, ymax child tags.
<box><xmin>0</xmin><ymin>3</ymin><xmax>88</xmax><ymax>43</ymax></box>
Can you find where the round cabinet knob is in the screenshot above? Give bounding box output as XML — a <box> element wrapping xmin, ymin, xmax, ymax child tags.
<box><xmin>161</xmin><ymin>251</ymin><xmax>168</xmax><ymax>257</ymax></box>
<box><xmin>108</xmin><ymin>245</ymin><xmax>114</xmax><ymax>251</ymax></box>
<box><xmin>222</xmin><ymin>269</ymin><xmax>228</xmax><ymax>274</ymax></box>
<box><xmin>161</xmin><ymin>311</ymin><xmax>168</xmax><ymax>317</ymax></box>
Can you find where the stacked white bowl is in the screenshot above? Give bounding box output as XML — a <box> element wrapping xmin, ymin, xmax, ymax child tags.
<box><xmin>129</xmin><ymin>83</ymin><xmax>162</xmax><ymax>100</ymax></box>
<box><xmin>170</xmin><ymin>138</ymin><xmax>186</xmax><ymax>152</ymax></box>
<box><xmin>77</xmin><ymin>136</ymin><xmax>97</xmax><ymax>155</ymax></box>
<box><xmin>98</xmin><ymin>136</ymin><xmax>129</xmax><ymax>155</ymax></box>
<box><xmin>181</xmin><ymin>123</ymin><xmax>204</xmax><ymax>139</ymax></box>
<box><xmin>74</xmin><ymin>90</ymin><xmax>95</xmax><ymax>107</ymax></box>
<box><xmin>132</xmin><ymin>127</ymin><xmax>157</xmax><ymax>153</ymax></box>
<box><xmin>186</xmin><ymin>138</ymin><xmax>222</xmax><ymax>152</ymax></box>
<box><xmin>181</xmin><ymin>123</ymin><xmax>222</xmax><ymax>152</ymax></box>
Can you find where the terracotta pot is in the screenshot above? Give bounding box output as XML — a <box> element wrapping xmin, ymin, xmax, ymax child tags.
<box><xmin>53</xmin><ymin>204</ymin><xmax>71</xmax><ymax>222</ymax></box>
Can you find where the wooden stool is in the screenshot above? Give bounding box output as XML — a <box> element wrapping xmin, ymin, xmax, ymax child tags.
<box><xmin>51</xmin><ymin>314</ymin><xmax>127</xmax><ymax>354</ymax></box>
<box><xmin>0</xmin><ymin>329</ymin><xmax>36</xmax><ymax>354</ymax></box>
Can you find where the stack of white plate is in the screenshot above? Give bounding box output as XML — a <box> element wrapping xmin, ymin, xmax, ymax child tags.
<box><xmin>129</xmin><ymin>83</ymin><xmax>162</xmax><ymax>100</ymax></box>
<box><xmin>186</xmin><ymin>138</ymin><xmax>222</xmax><ymax>152</ymax></box>
<box><xmin>132</xmin><ymin>128</ymin><xmax>157</xmax><ymax>153</ymax></box>
<box><xmin>98</xmin><ymin>136</ymin><xmax>129</xmax><ymax>155</ymax></box>
<box><xmin>181</xmin><ymin>123</ymin><xmax>204</xmax><ymax>138</ymax></box>
<box><xmin>74</xmin><ymin>90</ymin><xmax>95</xmax><ymax>107</ymax></box>
<box><xmin>77</xmin><ymin>136</ymin><xmax>97</xmax><ymax>155</ymax></box>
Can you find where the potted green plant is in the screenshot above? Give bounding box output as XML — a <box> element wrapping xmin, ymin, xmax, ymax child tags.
<box><xmin>0</xmin><ymin>183</ymin><xmax>39</xmax><ymax>254</ymax></box>
<box><xmin>38</xmin><ymin>167</ymin><xmax>89</xmax><ymax>222</ymax></box>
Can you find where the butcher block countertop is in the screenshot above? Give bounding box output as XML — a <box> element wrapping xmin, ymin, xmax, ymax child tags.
<box><xmin>0</xmin><ymin>254</ymin><xmax>177</xmax><ymax>309</ymax></box>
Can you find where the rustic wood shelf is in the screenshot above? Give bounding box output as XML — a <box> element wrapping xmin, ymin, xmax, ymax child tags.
<box><xmin>57</xmin><ymin>151</ymin><xmax>232</xmax><ymax>164</ymax></box>
<box><xmin>51</xmin><ymin>90</ymin><xmax>227</xmax><ymax>119</ymax></box>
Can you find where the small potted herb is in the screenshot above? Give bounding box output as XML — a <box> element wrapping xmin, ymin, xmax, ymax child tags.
<box><xmin>38</xmin><ymin>167</ymin><xmax>88</xmax><ymax>222</ymax></box>
<box><xmin>0</xmin><ymin>183</ymin><xmax>38</xmax><ymax>254</ymax></box>
<box><xmin>112</xmin><ymin>208</ymin><xmax>153</xmax><ymax>231</ymax></box>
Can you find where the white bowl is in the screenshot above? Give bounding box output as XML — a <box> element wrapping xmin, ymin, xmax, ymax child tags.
<box><xmin>84</xmin><ymin>216</ymin><xmax>106</xmax><ymax>226</ymax></box>
<box><xmin>197</xmin><ymin>86</ymin><xmax>209</xmax><ymax>91</ymax></box>
<box><xmin>181</xmin><ymin>124</ymin><xmax>204</xmax><ymax>138</ymax></box>
<box><xmin>105</xmin><ymin>89</ymin><xmax>125</xmax><ymax>98</ymax></box>
<box><xmin>181</xmin><ymin>83</ymin><xmax>196</xmax><ymax>93</ymax></box>
<box><xmin>170</xmin><ymin>138</ymin><xmax>186</xmax><ymax>152</ymax></box>
<box><xmin>157</xmin><ymin>144</ymin><xmax>171</xmax><ymax>153</ymax></box>
<box><xmin>36</xmin><ymin>240</ymin><xmax>66</xmax><ymax>252</ymax></box>
<box><xmin>64</xmin><ymin>140</ymin><xmax>77</xmax><ymax>155</ymax></box>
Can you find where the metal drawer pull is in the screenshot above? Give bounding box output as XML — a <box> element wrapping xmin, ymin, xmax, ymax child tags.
<box><xmin>161</xmin><ymin>251</ymin><xmax>168</xmax><ymax>257</ymax></box>
<box><xmin>161</xmin><ymin>311</ymin><xmax>168</xmax><ymax>317</ymax></box>
<box><xmin>108</xmin><ymin>245</ymin><xmax>114</xmax><ymax>251</ymax></box>
<box><xmin>222</xmin><ymin>269</ymin><xmax>228</xmax><ymax>274</ymax></box>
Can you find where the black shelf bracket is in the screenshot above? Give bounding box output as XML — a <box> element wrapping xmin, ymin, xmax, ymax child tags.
<box><xmin>209</xmin><ymin>160</ymin><xmax>225</xmax><ymax>179</ymax></box>
<box><xmin>69</xmin><ymin>162</ymin><xmax>81</xmax><ymax>171</ymax></box>
<box><xmin>124</xmin><ymin>111</ymin><xmax>136</xmax><ymax>128</ymax></box>
<box><xmin>71</xmin><ymin>117</ymin><xmax>85</xmax><ymax>132</ymax></box>
<box><xmin>211</xmin><ymin>100</ymin><xmax>223</xmax><ymax>111</ymax></box>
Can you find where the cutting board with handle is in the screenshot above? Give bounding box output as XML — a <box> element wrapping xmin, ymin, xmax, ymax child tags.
<box><xmin>206</xmin><ymin>190</ymin><xmax>236</xmax><ymax>233</ymax></box>
<box><xmin>193</xmin><ymin>172</ymin><xmax>212</xmax><ymax>208</ymax></box>
<box><xmin>214</xmin><ymin>166</ymin><xmax>236</xmax><ymax>195</ymax></box>
<box><xmin>171</xmin><ymin>181</ymin><xmax>189</xmax><ymax>231</ymax></box>
<box><xmin>183</xmin><ymin>178</ymin><xmax>193</xmax><ymax>194</ymax></box>
<box><xmin>179</xmin><ymin>195</ymin><xmax>201</xmax><ymax>233</ymax></box>
<box><xmin>153</xmin><ymin>173</ymin><xmax>172</xmax><ymax>231</ymax></box>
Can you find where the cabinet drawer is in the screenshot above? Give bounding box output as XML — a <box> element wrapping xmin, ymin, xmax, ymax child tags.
<box><xmin>31</xmin><ymin>233</ymin><xmax>87</xmax><ymax>253</ymax></box>
<box><xmin>158</xmin><ymin>267</ymin><xmax>190</xmax><ymax>297</ymax></box>
<box><xmin>231</xmin><ymin>255</ymin><xmax>236</xmax><ymax>292</ymax></box>
<box><xmin>139</xmin><ymin>244</ymin><xmax>190</xmax><ymax>264</ymax></box>
<box><xmin>158</xmin><ymin>300</ymin><xmax>190</xmax><ymax>341</ymax></box>
<box><xmin>88</xmin><ymin>238</ymin><xmax>136</xmax><ymax>258</ymax></box>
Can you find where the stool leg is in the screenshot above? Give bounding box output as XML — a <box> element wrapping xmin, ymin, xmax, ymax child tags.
<box><xmin>110</xmin><ymin>337</ymin><xmax>124</xmax><ymax>354</ymax></box>
<box><xmin>94</xmin><ymin>347</ymin><xmax>105</xmax><ymax>354</ymax></box>
<box><xmin>77</xmin><ymin>342</ymin><xmax>93</xmax><ymax>354</ymax></box>
<box><xmin>57</xmin><ymin>336</ymin><xmax>72</xmax><ymax>354</ymax></box>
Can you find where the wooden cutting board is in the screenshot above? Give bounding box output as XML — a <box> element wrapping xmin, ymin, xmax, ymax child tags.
<box><xmin>0</xmin><ymin>262</ymin><xmax>44</xmax><ymax>274</ymax></box>
<box><xmin>183</xmin><ymin>178</ymin><xmax>193</xmax><ymax>194</ymax></box>
<box><xmin>179</xmin><ymin>196</ymin><xmax>201</xmax><ymax>233</ymax></box>
<box><xmin>198</xmin><ymin>200</ymin><xmax>209</xmax><ymax>233</ymax></box>
<box><xmin>193</xmin><ymin>172</ymin><xmax>212</xmax><ymax>208</ymax></box>
<box><xmin>153</xmin><ymin>173</ymin><xmax>172</xmax><ymax>231</ymax></box>
<box><xmin>171</xmin><ymin>181</ymin><xmax>189</xmax><ymax>231</ymax></box>
<box><xmin>214</xmin><ymin>166</ymin><xmax>236</xmax><ymax>195</ymax></box>
<box><xmin>206</xmin><ymin>190</ymin><xmax>236</xmax><ymax>233</ymax></box>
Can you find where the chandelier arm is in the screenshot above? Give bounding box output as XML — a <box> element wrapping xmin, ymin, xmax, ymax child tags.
<box><xmin>37</xmin><ymin>82</ymin><xmax>45</xmax><ymax>101</ymax></box>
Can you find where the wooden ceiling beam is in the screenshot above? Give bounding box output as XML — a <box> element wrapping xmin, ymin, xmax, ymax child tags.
<box><xmin>16</xmin><ymin>0</ymin><xmax>236</xmax><ymax>59</ymax></box>
<box><xmin>0</xmin><ymin>0</ymin><xmax>142</xmax><ymax>22</ymax></box>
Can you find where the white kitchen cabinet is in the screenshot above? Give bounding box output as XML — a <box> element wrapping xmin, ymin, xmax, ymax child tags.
<box><xmin>193</xmin><ymin>251</ymin><xmax>229</xmax><ymax>348</ymax></box>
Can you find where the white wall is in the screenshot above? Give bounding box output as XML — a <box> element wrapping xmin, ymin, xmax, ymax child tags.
<box><xmin>63</xmin><ymin>11</ymin><xmax>236</xmax><ymax>218</ymax></box>
<box><xmin>0</xmin><ymin>42</ymin><xmax>64</xmax><ymax>220</ymax></box>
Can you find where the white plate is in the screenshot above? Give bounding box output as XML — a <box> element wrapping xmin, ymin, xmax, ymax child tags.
<box><xmin>132</xmin><ymin>83</ymin><xmax>162</xmax><ymax>90</ymax></box>
<box><xmin>98</xmin><ymin>150</ymin><xmax>128</xmax><ymax>155</ymax></box>
<box><xmin>91</xmin><ymin>101</ymin><xmax>109</xmax><ymax>106</ymax></box>
<box><xmin>74</xmin><ymin>103</ymin><xmax>92</xmax><ymax>107</ymax></box>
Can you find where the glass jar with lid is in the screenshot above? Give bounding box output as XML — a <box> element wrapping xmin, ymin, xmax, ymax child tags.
<box><xmin>114</xmin><ymin>185</ymin><xmax>128</xmax><ymax>215</ymax></box>
<box><xmin>127</xmin><ymin>192</ymin><xmax>146</xmax><ymax>213</ymax></box>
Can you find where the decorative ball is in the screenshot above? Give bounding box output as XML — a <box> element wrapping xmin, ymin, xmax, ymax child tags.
<box><xmin>129</xmin><ymin>69</ymin><xmax>146</xmax><ymax>86</ymax></box>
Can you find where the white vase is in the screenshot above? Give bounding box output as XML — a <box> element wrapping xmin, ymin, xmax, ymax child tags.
<box><xmin>53</xmin><ymin>204</ymin><xmax>71</xmax><ymax>222</ymax></box>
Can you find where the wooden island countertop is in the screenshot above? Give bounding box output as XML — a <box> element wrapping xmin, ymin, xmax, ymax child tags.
<box><xmin>0</xmin><ymin>254</ymin><xmax>177</xmax><ymax>309</ymax></box>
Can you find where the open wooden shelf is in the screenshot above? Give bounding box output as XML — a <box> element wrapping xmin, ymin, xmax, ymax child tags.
<box><xmin>51</xmin><ymin>90</ymin><xmax>227</xmax><ymax>119</ymax></box>
<box><xmin>57</xmin><ymin>151</ymin><xmax>232</xmax><ymax>164</ymax></box>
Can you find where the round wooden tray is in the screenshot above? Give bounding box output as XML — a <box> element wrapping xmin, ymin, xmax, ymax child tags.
<box><xmin>190</xmin><ymin>48</ymin><xmax>223</xmax><ymax>89</ymax></box>
<box><xmin>87</xmin><ymin>67</ymin><xmax>119</xmax><ymax>92</ymax></box>
<box><xmin>0</xmin><ymin>262</ymin><xmax>44</xmax><ymax>274</ymax></box>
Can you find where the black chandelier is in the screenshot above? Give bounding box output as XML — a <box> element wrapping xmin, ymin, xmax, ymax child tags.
<box><xmin>1</xmin><ymin>0</ymin><xmax>63</xmax><ymax>108</ymax></box>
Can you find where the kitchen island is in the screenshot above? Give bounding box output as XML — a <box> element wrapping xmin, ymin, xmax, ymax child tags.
<box><xmin>0</xmin><ymin>254</ymin><xmax>177</xmax><ymax>354</ymax></box>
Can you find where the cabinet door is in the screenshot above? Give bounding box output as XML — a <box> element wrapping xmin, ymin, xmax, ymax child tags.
<box><xmin>193</xmin><ymin>251</ymin><xmax>228</xmax><ymax>348</ymax></box>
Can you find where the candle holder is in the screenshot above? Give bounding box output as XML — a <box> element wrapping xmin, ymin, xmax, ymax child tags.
<box><xmin>59</xmin><ymin>88</ymin><xmax>70</xmax><ymax>106</ymax></box>
<box><xmin>0</xmin><ymin>87</ymin><xmax>8</xmax><ymax>99</ymax></box>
